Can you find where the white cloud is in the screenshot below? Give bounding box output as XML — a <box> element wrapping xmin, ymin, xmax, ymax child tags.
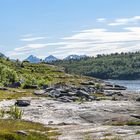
<box><xmin>58</xmin><ymin>27</ymin><xmax>140</xmax><ymax>55</ymax></box>
<box><xmin>63</xmin><ymin>27</ymin><xmax>140</xmax><ymax>43</ymax></box>
<box><xmin>96</xmin><ymin>18</ymin><xmax>106</xmax><ymax>23</ymax></box>
<box><xmin>108</xmin><ymin>16</ymin><xmax>140</xmax><ymax>26</ymax></box>
<box><xmin>14</xmin><ymin>44</ymin><xmax>47</xmax><ymax>51</ymax></box>
<box><xmin>20</xmin><ymin>36</ymin><xmax>48</xmax><ymax>41</ymax></box>
<box><xmin>20</xmin><ymin>34</ymin><xmax>48</xmax><ymax>42</ymax></box>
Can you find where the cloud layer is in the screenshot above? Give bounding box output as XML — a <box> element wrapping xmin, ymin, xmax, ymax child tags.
<box><xmin>8</xmin><ymin>16</ymin><xmax>140</xmax><ymax>59</ymax></box>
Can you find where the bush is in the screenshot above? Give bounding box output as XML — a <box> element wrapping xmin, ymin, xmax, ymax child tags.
<box><xmin>0</xmin><ymin>64</ymin><xmax>18</xmax><ymax>85</ymax></box>
<box><xmin>24</xmin><ymin>75</ymin><xmax>37</xmax><ymax>86</ymax></box>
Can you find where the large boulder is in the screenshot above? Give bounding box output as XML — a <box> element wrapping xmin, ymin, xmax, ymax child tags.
<box><xmin>15</xmin><ymin>100</ymin><xmax>30</xmax><ymax>107</ymax></box>
<box><xmin>45</xmin><ymin>87</ymin><xmax>54</xmax><ymax>92</ymax></box>
<box><xmin>57</xmin><ymin>88</ymin><xmax>70</xmax><ymax>93</ymax></box>
<box><xmin>49</xmin><ymin>90</ymin><xmax>62</xmax><ymax>98</ymax></box>
<box><xmin>67</xmin><ymin>92</ymin><xmax>77</xmax><ymax>96</ymax></box>
<box><xmin>76</xmin><ymin>90</ymin><xmax>89</xmax><ymax>98</ymax></box>
<box><xmin>57</xmin><ymin>96</ymin><xmax>74</xmax><ymax>102</ymax></box>
<box><xmin>81</xmin><ymin>86</ymin><xmax>96</xmax><ymax>93</ymax></box>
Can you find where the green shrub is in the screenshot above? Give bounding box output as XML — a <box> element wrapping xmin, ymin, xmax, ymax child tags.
<box><xmin>0</xmin><ymin>64</ymin><xmax>18</xmax><ymax>85</ymax></box>
<box><xmin>24</xmin><ymin>75</ymin><xmax>37</xmax><ymax>86</ymax></box>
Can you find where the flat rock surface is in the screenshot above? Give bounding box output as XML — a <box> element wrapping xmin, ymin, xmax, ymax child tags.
<box><xmin>0</xmin><ymin>97</ymin><xmax>140</xmax><ymax>140</ymax></box>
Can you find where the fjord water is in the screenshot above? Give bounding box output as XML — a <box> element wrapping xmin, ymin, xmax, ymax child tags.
<box><xmin>106</xmin><ymin>80</ymin><xmax>140</xmax><ymax>92</ymax></box>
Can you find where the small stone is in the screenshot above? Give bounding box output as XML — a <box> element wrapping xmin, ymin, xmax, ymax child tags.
<box><xmin>16</xmin><ymin>130</ymin><xmax>28</xmax><ymax>136</ymax></box>
<box><xmin>48</xmin><ymin>121</ymin><xmax>53</xmax><ymax>125</ymax></box>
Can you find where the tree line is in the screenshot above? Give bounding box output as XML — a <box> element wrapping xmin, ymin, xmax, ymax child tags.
<box><xmin>53</xmin><ymin>51</ymin><xmax>140</xmax><ymax>80</ymax></box>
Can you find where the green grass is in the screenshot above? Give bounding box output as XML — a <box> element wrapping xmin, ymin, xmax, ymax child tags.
<box><xmin>0</xmin><ymin>89</ymin><xmax>34</xmax><ymax>100</ymax></box>
<box><xmin>136</xmin><ymin>131</ymin><xmax>140</xmax><ymax>134</ymax></box>
<box><xmin>111</xmin><ymin>121</ymin><xmax>140</xmax><ymax>126</ymax></box>
<box><xmin>0</xmin><ymin>119</ymin><xmax>59</xmax><ymax>140</ymax></box>
<box><xmin>103</xmin><ymin>133</ymin><xmax>112</xmax><ymax>136</ymax></box>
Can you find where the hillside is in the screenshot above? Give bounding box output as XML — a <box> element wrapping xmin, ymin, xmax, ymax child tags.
<box><xmin>0</xmin><ymin>56</ymin><xmax>92</xmax><ymax>88</ymax></box>
<box><xmin>53</xmin><ymin>51</ymin><xmax>140</xmax><ymax>80</ymax></box>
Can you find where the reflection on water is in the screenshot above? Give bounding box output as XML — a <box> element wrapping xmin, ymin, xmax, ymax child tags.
<box><xmin>105</xmin><ymin>80</ymin><xmax>140</xmax><ymax>92</ymax></box>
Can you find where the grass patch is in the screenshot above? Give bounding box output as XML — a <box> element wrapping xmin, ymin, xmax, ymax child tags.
<box><xmin>103</xmin><ymin>133</ymin><xmax>112</xmax><ymax>136</ymax></box>
<box><xmin>111</xmin><ymin>121</ymin><xmax>140</xmax><ymax>126</ymax></box>
<box><xmin>136</xmin><ymin>131</ymin><xmax>140</xmax><ymax>134</ymax></box>
<box><xmin>0</xmin><ymin>119</ymin><xmax>59</xmax><ymax>140</ymax></box>
<box><xmin>0</xmin><ymin>89</ymin><xmax>34</xmax><ymax>100</ymax></box>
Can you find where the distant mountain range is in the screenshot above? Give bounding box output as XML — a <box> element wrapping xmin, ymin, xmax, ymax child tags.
<box><xmin>24</xmin><ymin>54</ymin><xmax>87</xmax><ymax>63</ymax></box>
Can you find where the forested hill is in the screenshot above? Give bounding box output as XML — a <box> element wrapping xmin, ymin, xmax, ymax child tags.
<box><xmin>53</xmin><ymin>52</ymin><xmax>140</xmax><ymax>80</ymax></box>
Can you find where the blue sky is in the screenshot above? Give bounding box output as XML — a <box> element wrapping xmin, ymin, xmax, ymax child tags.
<box><xmin>0</xmin><ymin>0</ymin><xmax>140</xmax><ymax>60</ymax></box>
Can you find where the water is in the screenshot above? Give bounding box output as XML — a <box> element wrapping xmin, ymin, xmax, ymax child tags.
<box><xmin>105</xmin><ymin>80</ymin><xmax>140</xmax><ymax>92</ymax></box>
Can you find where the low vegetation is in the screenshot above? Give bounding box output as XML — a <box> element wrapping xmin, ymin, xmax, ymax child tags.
<box><xmin>9</xmin><ymin>105</ymin><xmax>23</xmax><ymax>119</ymax></box>
<box><xmin>111</xmin><ymin>121</ymin><xmax>140</xmax><ymax>126</ymax></box>
<box><xmin>0</xmin><ymin>102</ymin><xmax>59</xmax><ymax>140</ymax></box>
<box><xmin>136</xmin><ymin>131</ymin><xmax>140</xmax><ymax>134</ymax></box>
<box><xmin>0</xmin><ymin>105</ymin><xmax>23</xmax><ymax>119</ymax></box>
<box><xmin>0</xmin><ymin>119</ymin><xmax>59</xmax><ymax>140</ymax></box>
<box><xmin>0</xmin><ymin>89</ymin><xmax>34</xmax><ymax>100</ymax></box>
<box><xmin>0</xmin><ymin>56</ymin><xmax>91</xmax><ymax>88</ymax></box>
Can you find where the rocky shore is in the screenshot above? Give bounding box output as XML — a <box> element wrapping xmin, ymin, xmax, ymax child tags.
<box><xmin>0</xmin><ymin>81</ymin><xmax>140</xmax><ymax>140</ymax></box>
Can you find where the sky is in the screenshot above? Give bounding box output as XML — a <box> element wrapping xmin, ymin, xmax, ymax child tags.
<box><xmin>0</xmin><ymin>0</ymin><xmax>140</xmax><ymax>60</ymax></box>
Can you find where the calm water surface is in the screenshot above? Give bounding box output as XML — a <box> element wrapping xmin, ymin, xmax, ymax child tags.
<box><xmin>105</xmin><ymin>80</ymin><xmax>140</xmax><ymax>92</ymax></box>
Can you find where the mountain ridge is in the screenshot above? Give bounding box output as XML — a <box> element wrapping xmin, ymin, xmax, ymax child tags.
<box><xmin>24</xmin><ymin>54</ymin><xmax>87</xmax><ymax>63</ymax></box>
